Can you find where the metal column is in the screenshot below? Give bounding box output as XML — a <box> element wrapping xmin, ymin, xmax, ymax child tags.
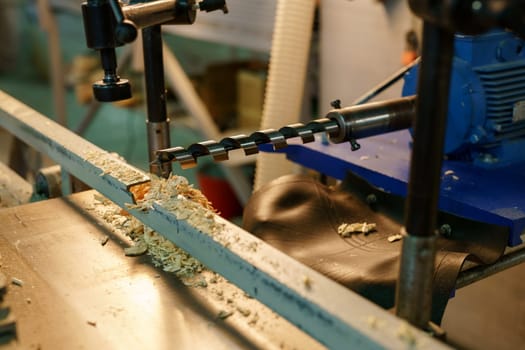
<box><xmin>143</xmin><ymin>25</ymin><xmax>172</xmax><ymax>178</ymax></box>
<box><xmin>395</xmin><ymin>21</ymin><xmax>455</xmax><ymax>329</ymax></box>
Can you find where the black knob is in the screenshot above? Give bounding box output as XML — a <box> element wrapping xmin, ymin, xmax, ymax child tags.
<box><xmin>198</xmin><ymin>0</ymin><xmax>228</xmax><ymax>13</ymax></box>
<box><xmin>93</xmin><ymin>48</ymin><xmax>132</xmax><ymax>102</ymax></box>
<box><xmin>115</xmin><ymin>20</ymin><xmax>138</xmax><ymax>45</ymax></box>
<box><xmin>107</xmin><ymin>0</ymin><xmax>138</xmax><ymax>44</ymax></box>
<box><xmin>93</xmin><ymin>79</ymin><xmax>132</xmax><ymax>102</ymax></box>
<box><xmin>82</xmin><ymin>1</ymin><xmax>134</xmax><ymax>103</ymax></box>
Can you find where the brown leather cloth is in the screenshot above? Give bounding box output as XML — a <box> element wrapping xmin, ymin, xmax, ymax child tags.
<box><xmin>243</xmin><ymin>174</ymin><xmax>509</xmax><ymax>324</ymax></box>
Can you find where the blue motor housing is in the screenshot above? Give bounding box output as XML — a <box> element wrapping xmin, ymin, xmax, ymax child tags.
<box><xmin>403</xmin><ymin>30</ymin><xmax>525</xmax><ymax>167</ymax></box>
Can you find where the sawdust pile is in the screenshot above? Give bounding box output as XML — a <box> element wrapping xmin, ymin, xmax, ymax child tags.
<box><xmin>92</xmin><ymin>174</ymin><xmax>223</xmax><ymax>279</ymax></box>
<box><xmin>85</xmin><ymin>150</ymin><xmax>148</xmax><ymax>184</ymax></box>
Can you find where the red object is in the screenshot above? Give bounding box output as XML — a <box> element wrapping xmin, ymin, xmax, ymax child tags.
<box><xmin>402</xmin><ymin>50</ymin><xmax>418</xmax><ymax>66</ymax></box>
<box><xmin>197</xmin><ymin>171</ymin><xmax>243</xmax><ymax>219</ymax></box>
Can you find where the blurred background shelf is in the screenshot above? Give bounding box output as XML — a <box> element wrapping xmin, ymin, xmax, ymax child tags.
<box><xmin>0</xmin><ymin>0</ymin><xmax>272</xmax><ymax>212</ymax></box>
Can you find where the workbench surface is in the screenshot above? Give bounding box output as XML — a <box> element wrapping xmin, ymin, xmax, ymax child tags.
<box><xmin>0</xmin><ymin>191</ymin><xmax>322</xmax><ymax>350</ymax></box>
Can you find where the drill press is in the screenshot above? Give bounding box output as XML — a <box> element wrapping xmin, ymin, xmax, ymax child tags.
<box><xmin>81</xmin><ymin>0</ymin><xmax>227</xmax><ymax>177</ymax></box>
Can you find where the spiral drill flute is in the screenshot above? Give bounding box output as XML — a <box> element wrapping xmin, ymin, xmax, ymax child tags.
<box><xmin>155</xmin><ymin>95</ymin><xmax>417</xmax><ymax>169</ymax></box>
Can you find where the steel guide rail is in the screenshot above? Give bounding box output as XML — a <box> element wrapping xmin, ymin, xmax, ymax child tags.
<box><xmin>0</xmin><ymin>90</ymin><xmax>449</xmax><ymax>349</ymax></box>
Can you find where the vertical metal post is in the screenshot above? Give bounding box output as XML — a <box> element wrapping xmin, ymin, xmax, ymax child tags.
<box><xmin>395</xmin><ymin>21</ymin><xmax>454</xmax><ymax>328</ymax></box>
<box><xmin>142</xmin><ymin>24</ymin><xmax>172</xmax><ymax>178</ymax></box>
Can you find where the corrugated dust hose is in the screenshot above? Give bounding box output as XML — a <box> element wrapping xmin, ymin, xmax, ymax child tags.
<box><xmin>253</xmin><ymin>0</ymin><xmax>316</xmax><ymax>191</ymax></box>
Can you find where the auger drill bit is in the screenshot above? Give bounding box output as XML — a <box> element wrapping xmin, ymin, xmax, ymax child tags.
<box><xmin>156</xmin><ymin>95</ymin><xmax>417</xmax><ymax>169</ymax></box>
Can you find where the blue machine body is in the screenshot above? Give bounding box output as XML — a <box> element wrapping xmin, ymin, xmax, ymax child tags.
<box><xmin>403</xmin><ymin>30</ymin><xmax>525</xmax><ymax>167</ymax></box>
<box><xmin>263</xmin><ymin>30</ymin><xmax>525</xmax><ymax>246</ymax></box>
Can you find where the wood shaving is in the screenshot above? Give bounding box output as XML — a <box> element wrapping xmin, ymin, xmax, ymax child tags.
<box><xmin>217</xmin><ymin>310</ymin><xmax>233</xmax><ymax>320</ymax></box>
<box><xmin>129</xmin><ymin>182</ymin><xmax>150</xmax><ymax>202</ymax></box>
<box><xmin>303</xmin><ymin>276</ymin><xmax>312</xmax><ymax>290</ymax></box>
<box><xmin>236</xmin><ymin>306</ymin><xmax>251</xmax><ymax>317</ymax></box>
<box><xmin>11</xmin><ymin>277</ymin><xmax>24</xmax><ymax>287</ymax></box>
<box><xmin>124</xmin><ymin>241</ymin><xmax>148</xmax><ymax>256</ymax></box>
<box><xmin>84</xmin><ymin>150</ymin><xmax>147</xmax><ymax>185</ymax></box>
<box><xmin>397</xmin><ymin>322</ymin><xmax>417</xmax><ymax>346</ymax></box>
<box><xmin>100</xmin><ymin>236</ymin><xmax>109</xmax><ymax>246</ymax></box>
<box><xmin>444</xmin><ymin>170</ymin><xmax>460</xmax><ymax>181</ymax></box>
<box><xmin>248</xmin><ymin>312</ymin><xmax>259</xmax><ymax>326</ymax></box>
<box><xmin>142</xmin><ymin>228</ymin><xmax>203</xmax><ymax>276</ymax></box>
<box><xmin>338</xmin><ymin>222</ymin><xmax>376</xmax><ymax>237</ymax></box>
<box><xmin>367</xmin><ymin>315</ymin><xmax>378</xmax><ymax>329</ymax></box>
<box><xmin>186</xmin><ymin>278</ymin><xmax>208</xmax><ymax>288</ymax></box>
<box><xmin>387</xmin><ymin>234</ymin><xmax>403</xmax><ymax>243</ymax></box>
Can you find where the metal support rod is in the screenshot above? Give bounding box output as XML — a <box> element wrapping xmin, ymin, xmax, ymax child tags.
<box><xmin>395</xmin><ymin>21</ymin><xmax>455</xmax><ymax>329</ymax></box>
<box><xmin>456</xmin><ymin>246</ymin><xmax>525</xmax><ymax>289</ymax></box>
<box><xmin>123</xmin><ymin>0</ymin><xmax>178</xmax><ymax>28</ymax></box>
<box><xmin>352</xmin><ymin>57</ymin><xmax>421</xmax><ymax>106</ymax></box>
<box><xmin>142</xmin><ymin>25</ymin><xmax>172</xmax><ymax>178</ymax></box>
